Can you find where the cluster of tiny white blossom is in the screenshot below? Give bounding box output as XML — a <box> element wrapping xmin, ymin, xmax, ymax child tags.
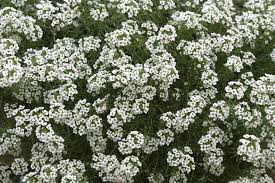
<box><xmin>167</xmin><ymin>147</ymin><xmax>195</xmax><ymax>182</ymax></box>
<box><xmin>0</xmin><ymin>0</ymin><xmax>274</xmax><ymax>182</ymax></box>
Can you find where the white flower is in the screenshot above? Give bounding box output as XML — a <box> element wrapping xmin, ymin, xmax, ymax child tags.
<box><xmin>237</xmin><ymin>134</ymin><xmax>262</xmax><ymax>164</ymax></box>
<box><xmin>224</xmin><ymin>55</ymin><xmax>243</xmax><ymax>72</ymax></box>
<box><xmin>157</xmin><ymin>129</ymin><xmax>174</xmax><ymax>146</ymax></box>
<box><xmin>271</xmin><ymin>48</ymin><xmax>275</xmax><ymax>62</ymax></box>
<box><xmin>158</xmin><ymin>0</ymin><xmax>176</xmax><ymax>10</ymax></box>
<box><xmin>11</xmin><ymin>158</ymin><xmax>28</xmax><ymax>176</ymax></box>
<box><xmin>225</xmin><ymin>81</ymin><xmax>247</xmax><ymax>100</ymax></box>
<box><xmin>167</xmin><ymin>148</ymin><xmax>195</xmax><ymax>175</ymax></box>
<box><xmin>209</xmin><ymin>100</ymin><xmax>230</xmax><ymax>121</ymax></box>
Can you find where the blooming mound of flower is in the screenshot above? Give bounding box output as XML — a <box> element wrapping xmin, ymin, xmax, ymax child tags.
<box><xmin>0</xmin><ymin>0</ymin><xmax>274</xmax><ymax>182</ymax></box>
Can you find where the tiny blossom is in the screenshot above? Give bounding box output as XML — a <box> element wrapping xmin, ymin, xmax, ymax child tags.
<box><xmin>224</xmin><ymin>55</ymin><xmax>244</xmax><ymax>72</ymax></box>
<box><xmin>158</xmin><ymin>0</ymin><xmax>176</xmax><ymax>10</ymax></box>
<box><xmin>157</xmin><ymin>129</ymin><xmax>174</xmax><ymax>146</ymax></box>
<box><xmin>265</xmin><ymin>105</ymin><xmax>275</xmax><ymax>127</ymax></box>
<box><xmin>121</xmin><ymin>20</ymin><xmax>140</xmax><ymax>35</ymax></box>
<box><xmin>225</xmin><ymin>52</ymin><xmax>256</xmax><ymax>72</ymax></box>
<box><xmin>78</xmin><ymin>36</ymin><xmax>101</xmax><ymax>52</ymax></box>
<box><xmin>0</xmin><ymin>165</ymin><xmax>12</xmax><ymax>182</ymax></box>
<box><xmin>119</xmin><ymin>156</ymin><xmax>142</xmax><ymax>180</ymax></box>
<box><xmin>167</xmin><ymin>148</ymin><xmax>195</xmax><ymax>175</ymax></box>
<box><xmin>201</xmin><ymin>2</ymin><xmax>225</xmax><ymax>24</ymax></box>
<box><xmin>132</xmin><ymin>98</ymin><xmax>150</xmax><ymax>115</ymax></box>
<box><xmin>234</xmin><ymin>102</ymin><xmax>259</xmax><ymax>128</ymax></box>
<box><xmin>11</xmin><ymin>0</ymin><xmax>27</xmax><ymax>7</ymax></box>
<box><xmin>115</xmin><ymin>0</ymin><xmax>141</xmax><ymax>18</ymax></box>
<box><xmin>0</xmin><ymin>56</ymin><xmax>24</xmax><ymax>87</ymax></box>
<box><xmin>141</xmin><ymin>21</ymin><xmax>159</xmax><ymax>36</ymax></box>
<box><xmin>198</xmin><ymin>127</ymin><xmax>226</xmax><ymax>175</ymax></box>
<box><xmin>229</xmin><ymin>174</ymin><xmax>273</xmax><ymax>183</ymax></box>
<box><xmin>57</xmin><ymin>159</ymin><xmax>86</xmax><ymax>181</ymax></box>
<box><xmin>148</xmin><ymin>173</ymin><xmax>165</xmax><ymax>183</ymax></box>
<box><xmin>209</xmin><ymin>100</ymin><xmax>230</xmax><ymax>121</ymax></box>
<box><xmin>44</xmin><ymin>83</ymin><xmax>78</xmax><ymax>104</ymax></box>
<box><xmin>37</xmin><ymin>0</ymin><xmax>82</xmax><ymax>30</ymax></box>
<box><xmin>105</xmin><ymin>29</ymin><xmax>132</xmax><ymax>48</ymax></box>
<box><xmin>35</xmin><ymin>124</ymin><xmax>55</xmax><ymax>143</ymax></box>
<box><xmin>0</xmin><ymin>38</ymin><xmax>19</xmax><ymax>56</ymax></box>
<box><xmin>244</xmin><ymin>0</ymin><xmax>274</xmax><ymax>12</ymax></box>
<box><xmin>0</xmin><ymin>7</ymin><xmax>43</xmax><ymax>41</ymax></box>
<box><xmin>92</xmin><ymin>153</ymin><xmax>141</xmax><ymax>182</ymax></box>
<box><xmin>241</xmin><ymin>72</ymin><xmax>255</xmax><ymax>86</ymax></box>
<box><xmin>169</xmin><ymin>170</ymin><xmax>188</xmax><ymax>183</ymax></box>
<box><xmin>237</xmin><ymin>134</ymin><xmax>262</xmax><ymax>164</ymax></box>
<box><xmin>271</xmin><ymin>48</ymin><xmax>275</xmax><ymax>62</ymax></box>
<box><xmin>11</xmin><ymin>158</ymin><xmax>29</xmax><ymax>176</ymax></box>
<box><xmin>36</xmin><ymin>0</ymin><xmax>58</xmax><ymax>21</ymax></box>
<box><xmin>39</xmin><ymin>164</ymin><xmax>58</xmax><ymax>182</ymax></box>
<box><xmin>202</xmin><ymin>149</ymin><xmax>225</xmax><ymax>176</ymax></box>
<box><xmin>242</xmin><ymin>52</ymin><xmax>256</xmax><ymax>66</ymax></box>
<box><xmin>88</xmin><ymin>1</ymin><xmax>109</xmax><ymax>21</ymax></box>
<box><xmin>201</xmin><ymin>67</ymin><xmax>218</xmax><ymax>87</ymax></box>
<box><xmin>92</xmin><ymin>95</ymin><xmax>109</xmax><ymax>114</ymax></box>
<box><xmin>142</xmin><ymin>137</ymin><xmax>160</xmax><ymax>154</ymax></box>
<box><xmin>0</xmin><ymin>132</ymin><xmax>22</xmax><ymax>156</ymax></box>
<box><xmin>225</xmin><ymin>81</ymin><xmax>247</xmax><ymax>100</ymax></box>
<box><xmin>158</xmin><ymin>24</ymin><xmax>177</xmax><ymax>44</ymax></box>
<box><xmin>171</xmin><ymin>11</ymin><xmax>203</xmax><ymax>30</ymax></box>
<box><xmin>118</xmin><ymin>131</ymin><xmax>145</xmax><ymax>154</ymax></box>
<box><xmin>250</xmin><ymin>74</ymin><xmax>275</xmax><ymax>105</ymax></box>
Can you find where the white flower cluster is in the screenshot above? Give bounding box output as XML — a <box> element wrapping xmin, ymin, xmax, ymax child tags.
<box><xmin>22</xmin><ymin>159</ymin><xmax>86</xmax><ymax>182</ymax></box>
<box><xmin>225</xmin><ymin>81</ymin><xmax>247</xmax><ymax>100</ymax></box>
<box><xmin>36</xmin><ymin>0</ymin><xmax>81</xmax><ymax>29</ymax></box>
<box><xmin>250</xmin><ymin>74</ymin><xmax>275</xmax><ymax>106</ymax></box>
<box><xmin>237</xmin><ymin>134</ymin><xmax>262</xmax><ymax>164</ymax></box>
<box><xmin>0</xmin><ymin>130</ymin><xmax>21</xmax><ymax>156</ymax></box>
<box><xmin>171</xmin><ymin>11</ymin><xmax>203</xmax><ymax>30</ymax></box>
<box><xmin>167</xmin><ymin>147</ymin><xmax>195</xmax><ymax>178</ymax></box>
<box><xmin>271</xmin><ymin>48</ymin><xmax>275</xmax><ymax>62</ymax></box>
<box><xmin>11</xmin><ymin>158</ymin><xmax>28</xmax><ymax>176</ymax></box>
<box><xmin>0</xmin><ymin>38</ymin><xmax>23</xmax><ymax>88</ymax></box>
<box><xmin>265</xmin><ymin>105</ymin><xmax>275</xmax><ymax>127</ymax></box>
<box><xmin>224</xmin><ymin>52</ymin><xmax>255</xmax><ymax>73</ymax></box>
<box><xmin>201</xmin><ymin>65</ymin><xmax>219</xmax><ymax>88</ymax></box>
<box><xmin>92</xmin><ymin>153</ymin><xmax>141</xmax><ymax>182</ymax></box>
<box><xmin>11</xmin><ymin>0</ymin><xmax>27</xmax><ymax>7</ymax></box>
<box><xmin>88</xmin><ymin>1</ymin><xmax>109</xmax><ymax>21</ymax></box>
<box><xmin>0</xmin><ymin>7</ymin><xmax>43</xmax><ymax>41</ymax></box>
<box><xmin>209</xmin><ymin>100</ymin><xmax>230</xmax><ymax>122</ymax></box>
<box><xmin>244</xmin><ymin>0</ymin><xmax>274</xmax><ymax>13</ymax></box>
<box><xmin>230</xmin><ymin>174</ymin><xmax>273</xmax><ymax>183</ymax></box>
<box><xmin>0</xmin><ymin>165</ymin><xmax>12</xmax><ymax>183</ymax></box>
<box><xmin>44</xmin><ymin>83</ymin><xmax>78</xmax><ymax>104</ymax></box>
<box><xmin>198</xmin><ymin>127</ymin><xmax>227</xmax><ymax>176</ymax></box>
<box><xmin>23</xmin><ymin>38</ymin><xmax>94</xmax><ymax>83</ymax></box>
<box><xmin>118</xmin><ymin>131</ymin><xmax>145</xmax><ymax>154</ymax></box>
<box><xmin>12</xmin><ymin>80</ymin><xmax>43</xmax><ymax>103</ymax></box>
<box><xmin>107</xmin><ymin>0</ymin><xmax>153</xmax><ymax>18</ymax></box>
<box><xmin>157</xmin><ymin>128</ymin><xmax>174</xmax><ymax>146</ymax></box>
<box><xmin>234</xmin><ymin>102</ymin><xmax>263</xmax><ymax>128</ymax></box>
<box><xmin>148</xmin><ymin>173</ymin><xmax>165</xmax><ymax>183</ymax></box>
<box><xmin>161</xmin><ymin>87</ymin><xmax>216</xmax><ymax>133</ymax></box>
<box><xmin>158</xmin><ymin>0</ymin><xmax>176</xmax><ymax>10</ymax></box>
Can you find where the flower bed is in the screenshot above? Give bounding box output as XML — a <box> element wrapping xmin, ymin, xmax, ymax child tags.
<box><xmin>0</xmin><ymin>0</ymin><xmax>274</xmax><ymax>182</ymax></box>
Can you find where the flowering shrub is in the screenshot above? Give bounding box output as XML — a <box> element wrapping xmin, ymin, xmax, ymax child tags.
<box><xmin>0</xmin><ymin>0</ymin><xmax>274</xmax><ymax>182</ymax></box>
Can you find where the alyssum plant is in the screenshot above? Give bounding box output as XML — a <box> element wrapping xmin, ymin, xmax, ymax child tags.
<box><xmin>0</xmin><ymin>0</ymin><xmax>274</xmax><ymax>182</ymax></box>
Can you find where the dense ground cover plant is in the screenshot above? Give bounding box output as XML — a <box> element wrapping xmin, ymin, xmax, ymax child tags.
<box><xmin>0</xmin><ymin>0</ymin><xmax>274</xmax><ymax>182</ymax></box>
